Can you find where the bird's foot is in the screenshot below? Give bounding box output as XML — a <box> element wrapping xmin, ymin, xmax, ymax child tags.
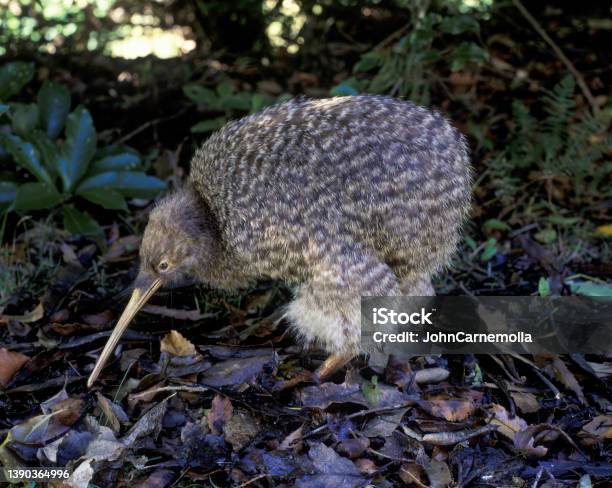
<box><xmin>312</xmin><ymin>353</ymin><xmax>352</xmax><ymax>383</ymax></box>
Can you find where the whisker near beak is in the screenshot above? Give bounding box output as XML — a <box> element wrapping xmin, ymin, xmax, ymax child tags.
<box><xmin>87</xmin><ymin>275</ymin><xmax>162</xmax><ymax>388</ymax></box>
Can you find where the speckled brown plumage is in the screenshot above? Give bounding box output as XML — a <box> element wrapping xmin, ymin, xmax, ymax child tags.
<box><xmin>140</xmin><ymin>95</ymin><xmax>471</xmax><ymax>359</ymax></box>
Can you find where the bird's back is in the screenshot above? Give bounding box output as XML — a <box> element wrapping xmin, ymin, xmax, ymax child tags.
<box><xmin>189</xmin><ymin>95</ymin><xmax>471</xmax><ymax>283</ymax></box>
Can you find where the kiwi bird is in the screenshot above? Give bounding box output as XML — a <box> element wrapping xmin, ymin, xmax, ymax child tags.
<box><xmin>87</xmin><ymin>95</ymin><xmax>471</xmax><ymax>388</ymax></box>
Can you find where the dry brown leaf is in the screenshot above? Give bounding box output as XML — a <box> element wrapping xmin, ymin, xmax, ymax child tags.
<box><xmin>102</xmin><ymin>235</ymin><xmax>141</xmax><ymax>262</ymax></box>
<box><xmin>400</xmin><ymin>463</ymin><xmax>428</xmax><ymax>487</ymax></box>
<box><xmin>160</xmin><ymin>330</ymin><xmax>196</xmax><ymax>356</ymax></box>
<box><xmin>207</xmin><ymin>394</ymin><xmax>233</xmax><ymax>436</ymax></box>
<box><xmin>489</xmin><ymin>403</ymin><xmax>527</xmax><ymax>441</ymax></box>
<box><xmin>0</xmin><ymin>302</ymin><xmax>44</xmax><ymax>324</ymax></box>
<box><xmin>414</xmin><ymin>368</ymin><xmax>449</xmax><ymax>384</ymax></box>
<box><xmin>416</xmin><ymin>399</ymin><xmax>475</xmax><ymax>422</ymax></box>
<box><xmin>0</xmin><ymin>348</ymin><xmax>30</xmax><ymax>387</ymax></box>
<box><xmin>96</xmin><ymin>393</ymin><xmax>121</xmax><ymax>433</ymax></box>
<box><xmin>545</xmin><ymin>356</ymin><xmax>586</xmax><ymax>405</ymax></box>
<box><xmin>578</xmin><ymin>415</ymin><xmax>612</xmax><ymax>446</ymax></box>
<box><xmin>279</xmin><ymin>425</ymin><xmax>303</xmax><ymax>450</ymax></box>
<box><xmin>510</xmin><ymin>391</ymin><xmax>540</xmax><ymax>414</ymax></box>
<box><xmin>355</xmin><ymin>458</ymin><xmax>377</xmax><ymax>475</ymax></box>
<box><xmin>514</xmin><ymin>425</ymin><xmax>549</xmax><ymax>458</ymax></box>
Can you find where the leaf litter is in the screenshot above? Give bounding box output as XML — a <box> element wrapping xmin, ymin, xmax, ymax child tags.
<box><xmin>0</xmin><ymin>233</ymin><xmax>610</xmax><ymax>487</ymax></box>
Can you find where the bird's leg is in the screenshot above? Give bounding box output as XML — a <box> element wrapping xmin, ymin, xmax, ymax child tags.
<box><xmin>400</xmin><ymin>273</ymin><xmax>435</xmax><ymax>296</ymax></box>
<box><xmin>284</xmin><ymin>248</ymin><xmax>401</xmax><ymax>382</ymax></box>
<box><xmin>313</xmin><ymin>352</ymin><xmax>353</xmax><ymax>382</ymax></box>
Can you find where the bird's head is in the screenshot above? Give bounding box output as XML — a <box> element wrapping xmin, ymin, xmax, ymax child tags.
<box><xmin>87</xmin><ymin>185</ymin><xmax>218</xmax><ymax>387</ymax></box>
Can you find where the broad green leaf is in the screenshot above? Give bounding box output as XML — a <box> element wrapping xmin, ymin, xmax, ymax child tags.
<box><xmin>30</xmin><ymin>130</ymin><xmax>60</xmax><ymax>178</ymax></box>
<box><xmin>191</xmin><ymin>117</ymin><xmax>227</xmax><ymax>133</ymax></box>
<box><xmin>440</xmin><ymin>15</ymin><xmax>480</xmax><ymax>35</ymax></box>
<box><xmin>62</xmin><ymin>205</ymin><xmax>103</xmax><ymax>236</ymax></box>
<box><xmin>250</xmin><ymin>93</ymin><xmax>275</xmax><ymax>114</ymax></box>
<box><xmin>353</xmin><ymin>52</ymin><xmax>385</xmax><ymax>73</ymax></box>
<box><xmin>10</xmin><ymin>103</ymin><xmax>39</xmax><ymax>135</ymax></box>
<box><xmin>88</xmin><ymin>147</ymin><xmax>141</xmax><ymax>175</ymax></box>
<box><xmin>0</xmin><ymin>181</ymin><xmax>17</xmax><ymax>210</ymax></box>
<box><xmin>0</xmin><ymin>62</ymin><xmax>35</xmax><ymax>101</ymax></box>
<box><xmin>37</xmin><ymin>81</ymin><xmax>71</xmax><ymax>139</ymax></box>
<box><xmin>450</xmin><ymin>42</ymin><xmax>489</xmax><ymax>71</ymax></box>
<box><xmin>183</xmin><ymin>84</ymin><xmax>219</xmax><ymax>107</ymax></box>
<box><xmin>0</xmin><ymin>132</ymin><xmax>53</xmax><ymax>186</ymax></box>
<box><xmin>14</xmin><ymin>182</ymin><xmax>62</xmax><ymax>211</ymax></box>
<box><xmin>76</xmin><ymin>171</ymin><xmax>166</xmax><ymax>199</ymax></box>
<box><xmin>216</xmin><ymin>82</ymin><xmax>235</xmax><ymax>99</ymax></box>
<box><xmin>78</xmin><ymin>188</ymin><xmax>128</xmax><ymax>210</ymax></box>
<box><xmin>221</xmin><ymin>93</ymin><xmax>252</xmax><ymax>111</ymax></box>
<box><xmin>58</xmin><ymin>106</ymin><xmax>97</xmax><ymax>191</ymax></box>
<box><xmin>569</xmin><ymin>281</ymin><xmax>612</xmax><ymax>297</ymax></box>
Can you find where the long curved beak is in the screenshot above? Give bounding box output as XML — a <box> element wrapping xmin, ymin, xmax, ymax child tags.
<box><xmin>87</xmin><ymin>275</ymin><xmax>161</xmax><ymax>388</ymax></box>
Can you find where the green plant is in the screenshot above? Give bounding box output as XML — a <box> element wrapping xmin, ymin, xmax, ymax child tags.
<box><xmin>0</xmin><ymin>62</ymin><xmax>166</xmax><ymax>235</ymax></box>
<box><xmin>332</xmin><ymin>8</ymin><xmax>488</xmax><ymax>103</ymax></box>
<box><xmin>184</xmin><ymin>81</ymin><xmax>277</xmax><ymax>133</ymax></box>
<box><xmin>490</xmin><ymin>75</ymin><xmax>612</xmax><ymax>206</ymax></box>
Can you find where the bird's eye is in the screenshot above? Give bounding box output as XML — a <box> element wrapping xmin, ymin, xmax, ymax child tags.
<box><xmin>158</xmin><ymin>260</ymin><xmax>170</xmax><ymax>272</ymax></box>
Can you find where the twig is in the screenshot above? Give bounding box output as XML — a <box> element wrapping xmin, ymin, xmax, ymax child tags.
<box><xmin>236</xmin><ymin>474</ymin><xmax>267</xmax><ymax>488</ymax></box>
<box><xmin>512</xmin><ymin>0</ymin><xmax>600</xmax><ymax>114</ymax></box>
<box><xmin>303</xmin><ymin>400</ymin><xmax>415</xmax><ymax>439</ymax></box>
<box><xmin>115</xmin><ymin>108</ymin><xmax>188</xmax><ymax>144</ymax></box>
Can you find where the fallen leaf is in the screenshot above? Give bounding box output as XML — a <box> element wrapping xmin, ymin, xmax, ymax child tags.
<box><xmin>279</xmin><ymin>425</ymin><xmax>303</xmax><ymax>450</ymax></box>
<box><xmin>513</xmin><ymin>425</ymin><xmax>549</xmax><ymax>458</ymax></box>
<box><xmin>9</xmin><ymin>398</ymin><xmax>84</xmax><ymax>446</ymax></box>
<box><xmin>134</xmin><ymin>469</ymin><xmax>176</xmax><ymax>488</ymax></box>
<box><xmin>362</xmin><ymin>408</ymin><xmax>408</xmax><ymax>437</ymax></box>
<box><xmin>207</xmin><ymin>394</ymin><xmax>233</xmax><ymax>435</ymax></box>
<box><xmin>578</xmin><ymin>415</ymin><xmax>612</xmax><ymax>446</ymax></box>
<box><xmin>296</xmin><ymin>442</ymin><xmax>364</xmax><ymax>488</ymax></box>
<box><xmin>82</xmin><ymin>310</ymin><xmax>113</xmax><ymax>326</ymax></box>
<box><xmin>400</xmin><ymin>463</ymin><xmax>428</xmax><ymax>486</ymax></box>
<box><xmin>96</xmin><ymin>393</ymin><xmax>122</xmax><ymax>433</ymax></box>
<box><xmin>0</xmin><ymin>302</ymin><xmax>44</xmax><ymax>323</ymax></box>
<box><xmin>0</xmin><ymin>348</ymin><xmax>30</xmax><ymax>386</ymax></box>
<box><xmin>224</xmin><ymin>410</ymin><xmax>260</xmax><ymax>450</ymax></box>
<box><xmin>199</xmin><ymin>354</ymin><xmax>271</xmax><ymax>388</ymax></box>
<box><xmin>336</xmin><ymin>437</ymin><xmax>369</xmax><ymax>459</ymax></box>
<box><xmin>489</xmin><ymin>403</ymin><xmax>527</xmax><ymax>441</ymax></box>
<box><xmin>416</xmin><ymin>399</ymin><xmax>475</xmax><ymax>422</ymax></box>
<box><xmin>102</xmin><ymin>235</ymin><xmax>141</xmax><ymax>262</ymax></box>
<box><xmin>540</xmin><ymin>355</ymin><xmax>586</xmax><ymax>404</ymax></box>
<box><xmin>355</xmin><ymin>458</ymin><xmax>377</xmax><ymax>475</ymax></box>
<box><xmin>65</xmin><ymin>459</ymin><xmax>94</xmax><ymax>488</ymax></box>
<box><xmin>160</xmin><ymin>330</ymin><xmax>197</xmax><ymax>356</ymax></box>
<box><xmin>420</xmin><ymin>458</ymin><xmax>452</xmax><ymax>488</ymax></box>
<box><xmin>122</xmin><ymin>396</ymin><xmax>170</xmax><ymax>446</ymax></box>
<box><xmin>298</xmin><ymin>377</ymin><xmax>409</xmax><ymax>410</ymax></box>
<box><xmin>414</xmin><ymin>368</ymin><xmax>450</xmax><ymax>384</ymax></box>
<box><xmin>510</xmin><ymin>391</ymin><xmax>540</xmax><ymax>414</ymax></box>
